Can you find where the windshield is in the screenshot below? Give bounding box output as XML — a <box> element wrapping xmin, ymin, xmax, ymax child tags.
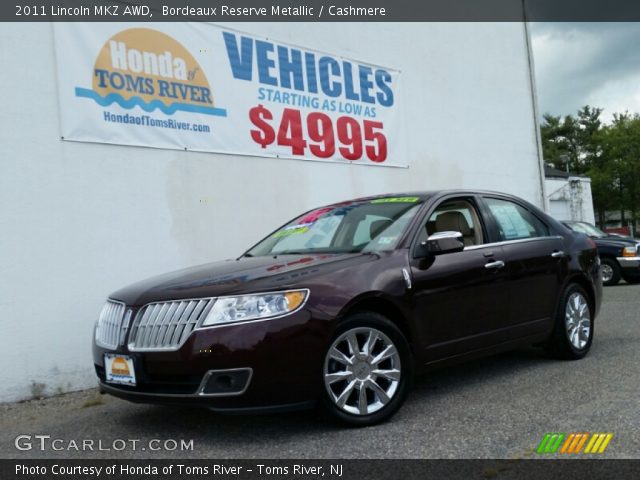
<box><xmin>567</xmin><ymin>222</ymin><xmax>606</xmax><ymax>238</ymax></box>
<box><xmin>246</xmin><ymin>197</ymin><xmax>424</xmax><ymax>256</ymax></box>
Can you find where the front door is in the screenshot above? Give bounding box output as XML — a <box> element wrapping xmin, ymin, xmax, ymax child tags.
<box><xmin>409</xmin><ymin>197</ymin><xmax>511</xmax><ymax>363</ymax></box>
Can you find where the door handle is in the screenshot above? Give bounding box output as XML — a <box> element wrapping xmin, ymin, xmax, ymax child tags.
<box><xmin>551</xmin><ymin>251</ymin><xmax>566</xmax><ymax>258</ymax></box>
<box><xmin>484</xmin><ymin>260</ymin><xmax>505</xmax><ymax>270</ymax></box>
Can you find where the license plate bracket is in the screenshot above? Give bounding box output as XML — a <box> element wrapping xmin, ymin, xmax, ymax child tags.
<box><xmin>104</xmin><ymin>353</ymin><xmax>136</xmax><ymax>386</ymax></box>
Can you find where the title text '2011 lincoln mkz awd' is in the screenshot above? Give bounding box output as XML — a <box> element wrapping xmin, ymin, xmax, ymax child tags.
<box><xmin>94</xmin><ymin>191</ymin><xmax>601</xmax><ymax>425</ymax></box>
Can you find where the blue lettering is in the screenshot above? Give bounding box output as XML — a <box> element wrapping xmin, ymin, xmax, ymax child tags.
<box><xmin>94</xmin><ymin>69</ymin><xmax>109</xmax><ymax>88</ymax></box>
<box><xmin>223</xmin><ymin>31</ymin><xmax>395</xmax><ymax>108</ymax></box>
<box><xmin>223</xmin><ymin>32</ymin><xmax>253</xmax><ymax>81</ymax></box>
<box><xmin>109</xmin><ymin>71</ymin><xmax>125</xmax><ymax>90</ymax></box>
<box><xmin>319</xmin><ymin>57</ymin><xmax>341</xmax><ymax>98</ymax></box>
<box><xmin>158</xmin><ymin>80</ymin><xmax>174</xmax><ymax>99</ymax></box>
<box><xmin>305</xmin><ymin>52</ymin><xmax>318</xmax><ymax>93</ymax></box>
<box><xmin>375</xmin><ymin>70</ymin><xmax>394</xmax><ymax>107</ymax></box>
<box><xmin>342</xmin><ymin>62</ymin><xmax>359</xmax><ymax>101</ymax></box>
<box><xmin>277</xmin><ymin>46</ymin><xmax>304</xmax><ymax>91</ymax></box>
<box><xmin>256</xmin><ymin>40</ymin><xmax>278</xmax><ymax>86</ymax></box>
<box><xmin>358</xmin><ymin>66</ymin><xmax>375</xmax><ymax>104</ymax></box>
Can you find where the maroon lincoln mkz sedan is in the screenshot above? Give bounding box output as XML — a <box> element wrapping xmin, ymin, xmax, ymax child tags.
<box><xmin>94</xmin><ymin>190</ymin><xmax>602</xmax><ymax>425</ymax></box>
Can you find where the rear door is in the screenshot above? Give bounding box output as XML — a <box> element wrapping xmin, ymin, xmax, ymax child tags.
<box><xmin>479</xmin><ymin>196</ymin><xmax>566</xmax><ymax>339</ymax></box>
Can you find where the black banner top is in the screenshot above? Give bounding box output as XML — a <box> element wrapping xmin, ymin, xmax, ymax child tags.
<box><xmin>3</xmin><ymin>0</ymin><xmax>640</xmax><ymax>22</ymax></box>
<box><xmin>3</xmin><ymin>459</ymin><xmax>640</xmax><ymax>480</ymax></box>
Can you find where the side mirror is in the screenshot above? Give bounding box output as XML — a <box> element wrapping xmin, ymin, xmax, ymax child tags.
<box><xmin>423</xmin><ymin>231</ymin><xmax>464</xmax><ymax>256</ymax></box>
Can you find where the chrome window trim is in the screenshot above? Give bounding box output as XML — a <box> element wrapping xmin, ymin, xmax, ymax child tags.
<box><xmin>463</xmin><ymin>235</ymin><xmax>564</xmax><ymax>251</ymax></box>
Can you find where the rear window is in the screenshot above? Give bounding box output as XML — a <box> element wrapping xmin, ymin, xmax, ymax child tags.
<box><xmin>485</xmin><ymin>198</ymin><xmax>549</xmax><ymax>240</ymax></box>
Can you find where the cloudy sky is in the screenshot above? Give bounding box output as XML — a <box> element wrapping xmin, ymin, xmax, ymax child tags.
<box><xmin>530</xmin><ymin>22</ymin><xmax>640</xmax><ymax>123</ymax></box>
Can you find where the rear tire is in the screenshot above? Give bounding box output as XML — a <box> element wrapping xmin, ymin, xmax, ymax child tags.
<box><xmin>321</xmin><ymin>312</ymin><xmax>412</xmax><ymax>426</ymax></box>
<box><xmin>600</xmin><ymin>258</ymin><xmax>621</xmax><ymax>286</ymax></box>
<box><xmin>547</xmin><ymin>284</ymin><xmax>594</xmax><ymax>360</ymax></box>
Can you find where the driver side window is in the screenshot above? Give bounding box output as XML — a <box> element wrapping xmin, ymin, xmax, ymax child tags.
<box><xmin>415</xmin><ymin>199</ymin><xmax>485</xmax><ymax>249</ymax></box>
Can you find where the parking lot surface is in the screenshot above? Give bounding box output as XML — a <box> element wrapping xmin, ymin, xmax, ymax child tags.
<box><xmin>1</xmin><ymin>284</ymin><xmax>638</xmax><ymax>459</ymax></box>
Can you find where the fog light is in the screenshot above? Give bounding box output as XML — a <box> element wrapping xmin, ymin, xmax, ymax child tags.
<box><xmin>199</xmin><ymin>369</ymin><xmax>252</xmax><ymax>395</ymax></box>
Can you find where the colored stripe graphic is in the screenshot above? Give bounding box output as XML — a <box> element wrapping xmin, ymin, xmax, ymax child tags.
<box><xmin>536</xmin><ymin>433</ymin><xmax>566</xmax><ymax>454</ymax></box>
<box><xmin>584</xmin><ymin>433</ymin><xmax>613</xmax><ymax>454</ymax></box>
<box><xmin>560</xmin><ymin>433</ymin><xmax>589</xmax><ymax>454</ymax></box>
<box><xmin>537</xmin><ymin>433</ymin><xmax>613</xmax><ymax>454</ymax></box>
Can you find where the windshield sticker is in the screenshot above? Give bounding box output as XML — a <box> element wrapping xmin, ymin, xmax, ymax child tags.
<box><xmin>371</xmin><ymin>197</ymin><xmax>420</xmax><ymax>204</ymax></box>
<box><xmin>272</xmin><ymin>223</ymin><xmax>313</xmax><ymax>238</ymax></box>
<box><xmin>299</xmin><ymin>207</ymin><xmax>334</xmax><ymax>225</ymax></box>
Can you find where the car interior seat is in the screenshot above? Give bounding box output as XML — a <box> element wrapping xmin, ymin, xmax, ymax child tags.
<box><xmin>434</xmin><ymin>211</ymin><xmax>475</xmax><ymax>246</ymax></box>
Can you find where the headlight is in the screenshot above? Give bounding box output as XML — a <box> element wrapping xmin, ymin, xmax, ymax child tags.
<box><xmin>200</xmin><ymin>289</ymin><xmax>309</xmax><ymax>327</ymax></box>
<box><xmin>622</xmin><ymin>246</ymin><xmax>637</xmax><ymax>257</ymax></box>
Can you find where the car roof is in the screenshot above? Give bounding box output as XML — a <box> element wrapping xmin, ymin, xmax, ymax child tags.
<box><xmin>341</xmin><ymin>189</ymin><xmax>522</xmax><ymax>204</ymax></box>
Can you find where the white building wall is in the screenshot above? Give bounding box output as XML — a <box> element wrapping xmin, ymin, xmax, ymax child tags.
<box><xmin>0</xmin><ymin>22</ymin><xmax>543</xmax><ymax>402</ymax></box>
<box><xmin>546</xmin><ymin>177</ymin><xmax>596</xmax><ymax>224</ymax></box>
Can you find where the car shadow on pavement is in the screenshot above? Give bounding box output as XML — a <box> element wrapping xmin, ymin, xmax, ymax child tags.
<box><xmin>109</xmin><ymin>347</ymin><xmax>553</xmax><ymax>443</ymax></box>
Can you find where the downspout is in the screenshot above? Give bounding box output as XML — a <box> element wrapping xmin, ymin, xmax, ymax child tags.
<box><xmin>522</xmin><ymin>1</ymin><xmax>548</xmax><ymax>211</ymax></box>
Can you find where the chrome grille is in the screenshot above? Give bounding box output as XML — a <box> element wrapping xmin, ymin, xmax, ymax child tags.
<box><xmin>128</xmin><ymin>298</ymin><xmax>215</xmax><ymax>352</ymax></box>
<box><xmin>95</xmin><ymin>300</ymin><xmax>128</xmax><ymax>350</ymax></box>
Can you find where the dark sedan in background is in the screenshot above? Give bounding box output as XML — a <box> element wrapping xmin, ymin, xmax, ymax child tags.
<box><xmin>563</xmin><ymin>221</ymin><xmax>640</xmax><ymax>286</ymax></box>
<box><xmin>94</xmin><ymin>191</ymin><xmax>601</xmax><ymax>425</ymax></box>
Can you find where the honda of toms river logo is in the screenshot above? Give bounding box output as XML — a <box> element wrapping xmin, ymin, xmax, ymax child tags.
<box><xmin>536</xmin><ymin>432</ymin><xmax>613</xmax><ymax>454</ymax></box>
<box><xmin>75</xmin><ymin>28</ymin><xmax>227</xmax><ymax>117</ymax></box>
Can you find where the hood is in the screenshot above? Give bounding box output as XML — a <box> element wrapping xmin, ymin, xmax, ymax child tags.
<box><xmin>109</xmin><ymin>253</ymin><xmax>372</xmax><ymax>306</ymax></box>
<box><xmin>594</xmin><ymin>235</ymin><xmax>639</xmax><ymax>247</ymax></box>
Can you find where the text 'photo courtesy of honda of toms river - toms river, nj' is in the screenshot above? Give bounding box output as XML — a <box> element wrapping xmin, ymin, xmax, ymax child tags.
<box><xmin>94</xmin><ymin>191</ymin><xmax>602</xmax><ymax>425</ymax></box>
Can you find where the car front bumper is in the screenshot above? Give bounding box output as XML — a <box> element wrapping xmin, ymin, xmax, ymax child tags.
<box><xmin>617</xmin><ymin>256</ymin><xmax>640</xmax><ymax>277</ymax></box>
<box><xmin>93</xmin><ymin>308</ymin><xmax>332</xmax><ymax>411</ymax></box>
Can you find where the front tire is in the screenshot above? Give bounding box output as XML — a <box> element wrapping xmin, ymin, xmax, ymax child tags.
<box><xmin>548</xmin><ymin>284</ymin><xmax>594</xmax><ymax>360</ymax></box>
<box><xmin>322</xmin><ymin>312</ymin><xmax>412</xmax><ymax>426</ymax></box>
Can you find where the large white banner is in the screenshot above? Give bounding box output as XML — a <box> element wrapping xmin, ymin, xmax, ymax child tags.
<box><xmin>54</xmin><ymin>23</ymin><xmax>404</xmax><ymax>167</ymax></box>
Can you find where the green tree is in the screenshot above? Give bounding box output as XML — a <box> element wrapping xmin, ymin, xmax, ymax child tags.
<box><xmin>540</xmin><ymin>105</ymin><xmax>640</xmax><ymax>233</ymax></box>
<box><xmin>599</xmin><ymin>113</ymin><xmax>640</xmax><ymax>232</ymax></box>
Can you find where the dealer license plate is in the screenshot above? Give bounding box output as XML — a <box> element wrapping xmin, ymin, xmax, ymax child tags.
<box><xmin>104</xmin><ymin>353</ymin><xmax>136</xmax><ymax>386</ymax></box>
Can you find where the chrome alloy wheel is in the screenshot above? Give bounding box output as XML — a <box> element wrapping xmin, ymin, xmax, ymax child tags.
<box><xmin>565</xmin><ymin>292</ymin><xmax>591</xmax><ymax>350</ymax></box>
<box><xmin>323</xmin><ymin>327</ymin><xmax>401</xmax><ymax>416</ymax></box>
<box><xmin>600</xmin><ymin>263</ymin><xmax>614</xmax><ymax>283</ymax></box>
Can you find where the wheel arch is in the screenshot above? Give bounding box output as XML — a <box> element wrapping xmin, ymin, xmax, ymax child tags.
<box><xmin>336</xmin><ymin>293</ymin><xmax>414</xmax><ymax>346</ymax></box>
<box><xmin>565</xmin><ymin>273</ymin><xmax>596</xmax><ymax>314</ymax></box>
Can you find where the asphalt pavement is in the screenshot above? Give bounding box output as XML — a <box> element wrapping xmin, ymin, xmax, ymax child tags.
<box><xmin>1</xmin><ymin>283</ymin><xmax>638</xmax><ymax>459</ymax></box>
